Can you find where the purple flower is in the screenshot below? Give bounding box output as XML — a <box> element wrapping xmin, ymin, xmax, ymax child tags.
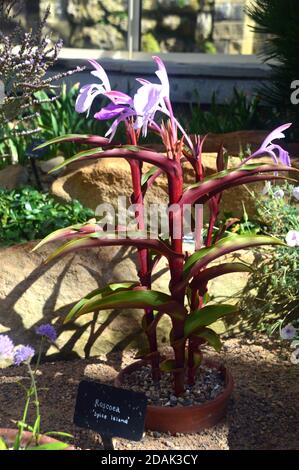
<box><xmin>0</xmin><ymin>335</ymin><xmax>15</xmax><ymax>368</ymax></box>
<box><xmin>242</xmin><ymin>123</ymin><xmax>292</xmax><ymax>167</ymax></box>
<box><xmin>273</xmin><ymin>189</ymin><xmax>284</xmax><ymax>199</ymax></box>
<box><xmin>281</xmin><ymin>324</ymin><xmax>297</xmax><ymax>340</ymax></box>
<box><xmin>285</xmin><ymin>230</ymin><xmax>299</xmax><ymax>247</ymax></box>
<box><xmin>75</xmin><ymin>60</ymin><xmax>111</xmax><ymax>115</ymax></box>
<box><xmin>293</xmin><ymin>187</ymin><xmax>299</xmax><ymax>201</ymax></box>
<box><xmin>14</xmin><ymin>345</ymin><xmax>35</xmax><ymax>366</ymax></box>
<box><xmin>36</xmin><ymin>324</ymin><xmax>57</xmax><ymax>342</ymax></box>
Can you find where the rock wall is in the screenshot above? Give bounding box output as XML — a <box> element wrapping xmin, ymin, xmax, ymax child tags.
<box><xmin>34</xmin><ymin>0</ymin><xmax>256</xmax><ymax>54</ymax></box>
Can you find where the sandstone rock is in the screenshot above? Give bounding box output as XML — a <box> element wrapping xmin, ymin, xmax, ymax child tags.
<box><xmin>0</xmin><ymin>237</ymin><xmax>253</xmax><ymax>359</ymax></box>
<box><xmin>38</xmin><ymin>156</ymin><xmax>65</xmax><ymax>174</ymax></box>
<box><xmin>0</xmin><ymin>164</ymin><xmax>29</xmax><ymax>190</ymax></box>
<box><xmin>0</xmin><ymin>241</ymin><xmax>172</xmax><ymax>359</ymax></box>
<box><xmin>50</xmin><ymin>153</ymin><xmax>275</xmax><ymax>218</ymax></box>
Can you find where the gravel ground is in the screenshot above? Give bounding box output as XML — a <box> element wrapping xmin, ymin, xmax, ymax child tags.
<box><xmin>0</xmin><ymin>335</ymin><xmax>298</xmax><ymax>450</ymax></box>
<box><xmin>123</xmin><ymin>364</ymin><xmax>225</xmax><ymax>406</ymax></box>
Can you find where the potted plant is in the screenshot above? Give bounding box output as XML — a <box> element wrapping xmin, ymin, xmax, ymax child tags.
<box><xmin>33</xmin><ymin>57</ymin><xmax>296</xmax><ymax>434</ymax></box>
<box><xmin>0</xmin><ymin>325</ymin><xmax>72</xmax><ymax>450</ymax></box>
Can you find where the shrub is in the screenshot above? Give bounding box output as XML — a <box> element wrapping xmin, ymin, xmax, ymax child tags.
<box><xmin>0</xmin><ymin>187</ymin><xmax>94</xmax><ymax>246</ymax></box>
<box><xmin>239</xmin><ymin>183</ymin><xmax>299</xmax><ymax>334</ymax></box>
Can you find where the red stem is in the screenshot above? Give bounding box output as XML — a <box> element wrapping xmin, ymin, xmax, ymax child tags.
<box><xmin>168</xmin><ymin>168</ymin><xmax>186</xmax><ymax>395</ymax></box>
<box><xmin>128</xmin><ymin>128</ymin><xmax>160</xmax><ymax>381</ymax></box>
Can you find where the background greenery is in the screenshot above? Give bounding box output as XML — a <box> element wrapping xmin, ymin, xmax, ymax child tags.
<box><xmin>0</xmin><ymin>186</ymin><xmax>94</xmax><ymax>246</ymax></box>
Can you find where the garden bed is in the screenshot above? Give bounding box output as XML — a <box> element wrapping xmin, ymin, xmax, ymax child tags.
<box><xmin>0</xmin><ymin>335</ymin><xmax>297</xmax><ymax>450</ymax></box>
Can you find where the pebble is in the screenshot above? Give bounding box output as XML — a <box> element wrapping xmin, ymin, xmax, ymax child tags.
<box><xmin>123</xmin><ymin>364</ymin><xmax>225</xmax><ymax>407</ymax></box>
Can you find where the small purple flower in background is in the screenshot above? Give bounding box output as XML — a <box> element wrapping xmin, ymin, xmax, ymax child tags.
<box><xmin>244</xmin><ymin>123</ymin><xmax>292</xmax><ymax>167</ymax></box>
<box><xmin>0</xmin><ymin>334</ymin><xmax>15</xmax><ymax>368</ymax></box>
<box><xmin>293</xmin><ymin>187</ymin><xmax>299</xmax><ymax>201</ymax></box>
<box><xmin>285</xmin><ymin>230</ymin><xmax>299</xmax><ymax>247</ymax></box>
<box><xmin>14</xmin><ymin>345</ymin><xmax>35</xmax><ymax>366</ymax></box>
<box><xmin>273</xmin><ymin>188</ymin><xmax>284</xmax><ymax>199</ymax></box>
<box><xmin>36</xmin><ymin>324</ymin><xmax>57</xmax><ymax>342</ymax></box>
<box><xmin>280</xmin><ymin>323</ymin><xmax>297</xmax><ymax>340</ymax></box>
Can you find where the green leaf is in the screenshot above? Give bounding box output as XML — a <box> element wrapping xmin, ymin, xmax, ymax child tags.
<box><xmin>65</xmin><ymin>289</ymin><xmax>186</xmax><ymax>323</ymax></box>
<box><xmin>184</xmin><ymin>304</ymin><xmax>238</xmax><ymax>337</ymax></box>
<box><xmin>48</xmin><ymin>147</ymin><xmax>104</xmax><ymax>173</ymax></box>
<box><xmin>67</xmin><ymin>282</ymin><xmax>139</xmax><ymax>320</ymax></box>
<box><xmin>141</xmin><ymin>165</ymin><xmax>159</xmax><ymax>186</ymax></box>
<box><xmin>44</xmin><ymin>432</ymin><xmax>73</xmax><ymax>439</ymax></box>
<box><xmin>183</xmin><ymin>234</ymin><xmax>286</xmax><ymax>278</ymax></box>
<box><xmin>0</xmin><ymin>437</ymin><xmax>8</xmax><ymax>450</ymax></box>
<box><xmin>34</xmin><ymin>134</ymin><xmax>91</xmax><ymax>150</ymax></box>
<box><xmin>195</xmin><ymin>328</ymin><xmax>222</xmax><ymax>352</ymax></box>
<box><xmin>185</xmin><ymin>163</ymin><xmax>269</xmax><ymax>190</ymax></box>
<box><xmin>27</xmin><ymin>442</ymin><xmax>69</xmax><ymax>450</ymax></box>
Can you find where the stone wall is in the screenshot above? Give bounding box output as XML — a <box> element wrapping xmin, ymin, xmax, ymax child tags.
<box><xmin>29</xmin><ymin>1</ymin><xmax>258</xmax><ymax>54</ymax></box>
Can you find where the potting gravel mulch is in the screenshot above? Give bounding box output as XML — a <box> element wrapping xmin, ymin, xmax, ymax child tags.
<box><xmin>123</xmin><ymin>364</ymin><xmax>225</xmax><ymax>406</ymax></box>
<box><xmin>0</xmin><ymin>335</ymin><xmax>298</xmax><ymax>450</ymax></box>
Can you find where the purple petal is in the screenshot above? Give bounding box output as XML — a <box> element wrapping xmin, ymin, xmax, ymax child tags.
<box><xmin>104</xmin><ymin>90</ymin><xmax>133</xmax><ymax>105</ymax></box>
<box><xmin>75</xmin><ymin>85</ymin><xmax>103</xmax><ymax>114</ymax></box>
<box><xmin>94</xmin><ymin>103</ymin><xmax>127</xmax><ymax>120</ymax></box>
<box><xmin>14</xmin><ymin>345</ymin><xmax>35</xmax><ymax>365</ymax></box>
<box><xmin>153</xmin><ymin>56</ymin><xmax>170</xmax><ymax>98</ymax></box>
<box><xmin>261</xmin><ymin>123</ymin><xmax>292</xmax><ymax>149</ymax></box>
<box><xmin>105</xmin><ymin>110</ymin><xmax>135</xmax><ymax>141</ymax></box>
<box><xmin>88</xmin><ymin>60</ymin><xmax>111</xmax><ymax>91</ymax></box>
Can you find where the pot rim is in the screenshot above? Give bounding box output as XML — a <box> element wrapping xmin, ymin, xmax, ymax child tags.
<box><xmin>115</xmin><ymin>358</ymin><xmax>234</xmax><ymax>413</ymax></box>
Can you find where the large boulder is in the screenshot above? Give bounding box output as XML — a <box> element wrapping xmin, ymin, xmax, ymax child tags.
<box><xmin>0</xmin><ymin>241</ymin><xmax>171</xmax><ymax>359</ymax></box>
<box><xmin>51</xmin><ymin>153</ymin><xmax>275</xmax><ymax>218</ymax></box>
<box><xmin>0</xmin><ymin>240</ymin><xmax>253</xmax><ymax>359</ymax></box>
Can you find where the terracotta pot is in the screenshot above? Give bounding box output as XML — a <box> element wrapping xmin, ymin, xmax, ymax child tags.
<box><xmin>114</xmin><ymin>359</ymin><xmax>234</xmax><ymax>434</ymax></box>
<box><xmin>0</xmin><ymin>428</ymin><xmax>74</xmax><ymax>450</ymax></box>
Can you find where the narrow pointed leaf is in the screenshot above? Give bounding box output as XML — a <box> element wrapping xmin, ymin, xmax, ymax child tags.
<box><xmin>190</xmin><ymin>262</ymin><xmax>253</xmax><ymax>289</ymax></box>
<box><xmin>65</xmin><ymin>289</ymin><xmax>186</xmax><ymax>323</ymax></box>
<box><xmin>44</xmin><ymin>231</ymin><xmax>181</xmax><ymax>264</ymax></box>
<box><xmin>27</xmin><ymin>442</ymin><xmax>69</xmax><ymax>450</ymax></box>
<box><xmin>0</xmin><ymin>437</ymin><xmax>8</xmax><ymax>450</ymax></box>
<box><xmin>181</xmin><ymin>164</ymin><xmax>296</xmax><ymax>207</ymax></box>
<box><xmin>32</xmin><ymin>221</ymin><xmax>101</xmax><ymax>252</ymax></box>
<box><xmin>141</xmin><ymin>165</ymin><xmax>159</xmax><ymax>185</ymax></box>
<box><xmin>184</xmin><ymin>304</ymin><xmax>239</xmax><ymax>336</ymax></box>
<box><xmin>195</xmin><ymin>328</ymin><xmax>222</xmax><ymax>352</ymax></box>
<box><xmin>180</xmin><ymin>234</ymin><xmax>286</xmax><ymax>292</ymax></box>
<box><xmin>47</xmin><ymin>147</ymin><xmax>177</xmax><ymax>175</ymax></box>
<box><xmin>34</xmin><ymin>134</ymin><xmax>111</xmax><ymax>150</ymax></box>
<box><xmin>68</xmin><ymin>282</ymin><xmax>139</xmax><ymax>319</ymax></box>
